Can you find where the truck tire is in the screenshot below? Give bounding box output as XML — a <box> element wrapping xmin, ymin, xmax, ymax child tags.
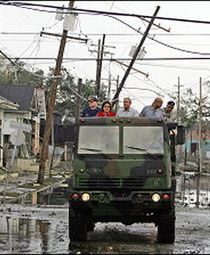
<box><xmin>157</xmin><ymin>205</ymin><xmax>175</xmax><ymax>244</ymax></box>
<box><xmin>69</xmin><ymin>210</ymin><xmax>87</xmax><ymax>242</ymax></box>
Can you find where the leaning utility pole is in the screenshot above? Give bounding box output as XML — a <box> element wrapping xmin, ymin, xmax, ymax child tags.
<box><xmin>112</xmin><ymin>6</ymin><xmax>160</xmax><ymax>106</ymax></box>
<box><xmin>37</xmin><ymin>0</ymin><xmax>75</xmax><ymax>184</ymax></box>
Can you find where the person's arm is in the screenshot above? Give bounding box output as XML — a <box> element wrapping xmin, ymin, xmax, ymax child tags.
<box><xmin>139</xmin><ymin>107</ymin><xmax>145</xmax><ymax>116</ymax></box>
<box><xmin>81</xmin><ymin>108</ymin><xmax>86</xmax><ymax>117</ymax></box>
<box><xmin>134</xmin><ymin>109</ymin><xmax>139</xmax><ymax>117</ymax></box>
<box><xmin>155</xmin><ymin>108</ymin><xmax>165</xmax><ymax>119</ymax></box>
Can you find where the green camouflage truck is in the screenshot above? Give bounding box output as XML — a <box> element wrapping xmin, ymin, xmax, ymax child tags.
<box><xmin>68</xmin><ymin>117</ymin><xmax>185</xmax><ymax>243</ymax></box>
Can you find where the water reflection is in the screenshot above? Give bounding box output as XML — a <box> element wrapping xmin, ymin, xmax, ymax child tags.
<box><xmin>68</xmin><ymin>225</ymin><xmax>175</xmax><ymax>254</ymax></box>
<box><xmin>0</xmin><ymin>207</ymin><xmax>208</xmax><ymax>254</ymax></box>
<box><xmin>0</xmin><ymin>216</ymin><xmax>53</xmax><ymax>254</ymax></box>
<box><xmin>36</xmin><ymin>220</ymin><xmax>50</xmax><ymax>252</ymax></box>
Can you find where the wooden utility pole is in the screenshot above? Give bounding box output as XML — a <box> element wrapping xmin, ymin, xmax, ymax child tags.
<box><xmin>175</xmin><ymin>77</ymin><xmax>184</xmax><ymax>163</ymax></box>
<box><xmin>176</xmin><ymin>77</ymin><xmax>183</xmax><ymax>123</ymax></box>
<box><xmin>113</xmin><ymin>59</ymin><xmax>148</xmax><ymax>77</ymax></box>
<box><xmin>175</xmin><ymin>76</ymin><xmax>184</xmax><ymax>123</ymax></box>
<box><xmin>196</xmin><ymin>77</ymin><xmax>202</xmax><ymax>208</ymax></box>
<box><xmin>37</xmin><ymin>0</ymin><xmax>75</xmax><ymax>184</ymax></box>
<box><xmin>96</xmin><ymin>34</ymin><xmax>106</xmax><ymax>97</ymax></box>
<box><xmin>115</xmin><ymin>75</ymin><xmax>120</xmax><ymax>111</ymax></box>
<box><xmin>95</xmin><ymin>39</ymin><xmax>101</xmax><ymax>96</ymax></box>
<box><xmin>112</xmin><ymin>6</ymin><xmax>160</xmax><ymax>106</ymax></box>
<box><xmin>75</xmin><ymin>78</ymin><xmax>82</xmax><ymax>123</ymax></box>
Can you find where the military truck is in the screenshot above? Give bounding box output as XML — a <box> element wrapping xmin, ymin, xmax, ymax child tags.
<box><xmin>68</xmin><ymin>117</ymin><xmax>185</xmax><ymax>243</ymax></box>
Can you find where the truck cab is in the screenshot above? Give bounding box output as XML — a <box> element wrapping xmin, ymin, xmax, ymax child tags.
<box><xmin>68</xmin><ymin>117</ymin><xmax>185</xmax><ymax>243</ymax></box>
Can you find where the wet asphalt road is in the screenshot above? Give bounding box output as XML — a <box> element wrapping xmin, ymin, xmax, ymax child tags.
<box><xmin>0</xmin><ymin>204</ymin><xmax>209</xmax><ymax>254</ymax></box>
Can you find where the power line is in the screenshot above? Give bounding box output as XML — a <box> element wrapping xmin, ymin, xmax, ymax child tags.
<box><xmin>109</xmin><ymin>15</ymin><xmax>210</xmax><ymax>56</ymax></box>
<box><xmin>3</xmin><ymin>1</ymin><xmax>210</xmax><ymax>25</ymax></box>
<box><xmin>3</xmin><ymin>32</ymin><xmax>210</xmax><ymax>36</ymax></box>
<box><xmin>2</xmin><ymin>7</ymin><xmax>210</xmax><ymax>56</ymax></box>
<box><xmin>4</xmin><ymin>57</ymin><xmax>210</xmax><ymax>61</ymax></box>
<box><xmin>0</xmin><ymin>49</ymin><xmax>61</xmax><ymax>79</ymax></box>
<box><xmin>135</xmin><ymin>62</ymin><xmax>210</xmax><ymax>71</ymax></box>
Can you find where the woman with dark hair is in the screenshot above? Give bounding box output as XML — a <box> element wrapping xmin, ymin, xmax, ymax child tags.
<box><xmin>96</xmin><ymin>100</ymin><xmax>116</xmax><ymax>117</ymax></box>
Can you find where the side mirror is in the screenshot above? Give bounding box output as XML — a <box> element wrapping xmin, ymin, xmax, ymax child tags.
<box><xmin>176</xmin><ymin>125</ymin><xmax>185</xmax><ymax>145</ymax></box>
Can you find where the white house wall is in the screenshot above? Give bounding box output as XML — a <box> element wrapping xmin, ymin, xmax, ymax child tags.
<box><xmin>3</xmin><ymin>112</ymin><xmax>26</xmax><ymax>135</ymax></box>
<box><xmin>0</xmin><ymin>109</ymin><xmax>3</xmax><ymax>166</ymax></box>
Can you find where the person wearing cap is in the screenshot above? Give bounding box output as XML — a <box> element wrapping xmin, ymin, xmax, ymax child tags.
<box><xmin>139</xmin><ymin>97</ymin><xmax>163</xmax><ymax>119</ymax></box>
<box><xmin>116</xmin><ymin>97</ymin><xmax>139</xmax><ymax>117</ymax></box>
<box><xmin>81</xmin><ymin>95</ymin><xmax>102</xmax><ymax>117</ymax></box>
<box><xmin>160</xmin><ymin>100</ymin><xmax>176</xmax><ymax>121</ymax></box>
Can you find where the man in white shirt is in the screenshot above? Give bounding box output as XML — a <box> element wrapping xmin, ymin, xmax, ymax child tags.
<box><xmin>116</xmin><ymin>97</ymin><xmax>139</xmax><ymax>117</ymax></box>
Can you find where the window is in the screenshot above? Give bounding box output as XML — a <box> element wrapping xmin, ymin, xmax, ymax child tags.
<box><xmin>78</xmin><ymin>126</ymin><xmax>119</xmax><ymax>154</ymax></box>
<box><xmin>123</xmin><ymin>126</ymin><xmax>164</xmax><ymax>154</ymax></box>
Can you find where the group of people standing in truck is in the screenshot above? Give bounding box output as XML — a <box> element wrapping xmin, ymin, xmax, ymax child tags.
<box><xmin>81</xmin><ymin>95</ymin><xmax>175</xmax><ymax>122</ymax></box>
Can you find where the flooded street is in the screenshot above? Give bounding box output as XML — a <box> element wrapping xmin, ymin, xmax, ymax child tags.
<box><xmin>0</xmin><ymin>206</ymin><xmax>69</xmax><ymax>254</ymax></box>
<box><xmin>0</xmin><ymin>204</ymin><xmax>209</xmax><ymax>254</ymax></box>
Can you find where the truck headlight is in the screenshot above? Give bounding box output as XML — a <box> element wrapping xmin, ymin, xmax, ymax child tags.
<box><xmin>151</xmin><ymin>193</ymin><xmax>161</xmax><ymax>202</ymax></box>
<box><xmin>81</xmin><ymin>192</ymin><xmax>91</xmax><ymax>202</ymax></box>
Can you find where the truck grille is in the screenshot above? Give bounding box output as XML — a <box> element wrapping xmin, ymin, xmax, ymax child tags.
<box><xmin>77</xmin><ymin>177</ymin><xmax>145</xmax><ymax>189</ymax></box>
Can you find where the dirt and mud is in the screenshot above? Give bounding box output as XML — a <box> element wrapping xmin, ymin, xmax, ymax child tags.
<box><xmin>0</xmin><ymin>204</ymin><xmax>209</xmax><ymax>254</ymax></box>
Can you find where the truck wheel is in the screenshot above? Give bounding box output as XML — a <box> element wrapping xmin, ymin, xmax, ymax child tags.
<box><xmin>69</xmin><ymin>211</ymin><xmax>87</xmax><ymax>242</ymax></box>
<box><xmin>157</xmin><ymin>206</ymin><xmax>175</xmax><ymax>244</ymax></box>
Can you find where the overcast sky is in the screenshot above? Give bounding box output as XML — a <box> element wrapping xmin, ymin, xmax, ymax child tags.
<box><xmin>1</xmin><ymin>1</ymin><xmax>210</xmax><ymax>110</ymax></box>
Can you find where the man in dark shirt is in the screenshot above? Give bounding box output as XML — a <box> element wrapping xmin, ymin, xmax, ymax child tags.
<box><xmin>160</xmin><ymin>100</ymin><xmax>176</xmax><ymax>121</ymax></box>
<box><xmin>81</xmin><ymin>95</ymin><xmax>102</xmax><ymax>117</ymax></box>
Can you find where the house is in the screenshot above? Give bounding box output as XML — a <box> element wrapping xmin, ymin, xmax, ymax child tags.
<box><xmin>0</xmin><ymin>84</ymin><xmax>46</xmax><ymax>162</ymax></box>
<box><xmin>185</xmin><ymin>125</ymin><xmax>210</xmax><ymax>159</ymax></box>
<box><xmin>0</xmin><ymin>96</ymin><xmax>19</xmax><ymax>167</ymax></box>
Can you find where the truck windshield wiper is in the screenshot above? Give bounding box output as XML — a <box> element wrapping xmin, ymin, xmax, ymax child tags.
<box><xmin>79</xmin><ymin>147</ymin><xmax>103</xmax><ymax>152</ymax></box>
<box><xmin>125</xmin><ymin>146</ymin><xmax>162</xmax><ymax>159</ymax></box>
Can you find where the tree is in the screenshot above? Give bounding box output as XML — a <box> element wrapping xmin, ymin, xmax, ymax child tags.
<box><xmin>0</xmin><ymin>59</ymin><xmax>44</xmax><ymax>87</ymax></box>
<box><xmin>0</xmin><ymin>58</ymin><xmax>108</xmax><ymax>116</ymax></box>
<box><xmin>44</xmin><ymin>67</ymin><xmax>107</xmax><ymax>116</ymax></box>
<box><xmin>171</xmin><ymin>85</ymin><xmax>210</xmax><ymax>161</ymax></box>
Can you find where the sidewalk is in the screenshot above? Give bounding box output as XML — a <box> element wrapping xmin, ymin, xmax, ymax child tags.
<box><xmin>0</xmin><ymin>161</ymin><xmax>72</xmax><ymax>205</ymax></box>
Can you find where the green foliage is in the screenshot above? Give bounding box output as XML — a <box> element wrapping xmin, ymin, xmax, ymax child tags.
<box><xmin>170</xmin><ymin>85</ymin><xmax>210</xmax><ymax>133</ymax></box>
<box><xmin>44</xmin><ymin>67</ymin><xmax>107</xmax><ymax>116</ymax></box>
<box><xmin>0</xmin><ymin>58</ymin><xmax>108</xmax><ymax>116</ymax></box>
<box><xmin>0</xmin><ymin>60</ymin><xmax>44</xmax><ymax>87</ymax></box>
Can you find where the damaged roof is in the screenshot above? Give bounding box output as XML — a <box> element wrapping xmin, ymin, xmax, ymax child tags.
<box><xmin>0</xmin><ymin>84</ymin><xmax>34</xmax><ymax>111</ymax></box>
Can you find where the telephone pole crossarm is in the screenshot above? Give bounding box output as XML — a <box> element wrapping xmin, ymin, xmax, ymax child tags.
<box><xmin>40</xmin><ymin>31</ymin><xmax>88</xmax><ymax>43</ymax></box>
<box><xmin>112</xmin><ymin>59</ymin><xmax>149</xmax><ymax>77</ymax></box>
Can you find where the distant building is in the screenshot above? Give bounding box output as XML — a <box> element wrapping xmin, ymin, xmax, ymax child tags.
<box><xmin>185</xmin><ymin>124</ymin><xmax>210</xmax><ymax>159</ymax></box>
<box><xmin>0</xmin><ymin>84</ymin><xmax>46</xmax><ymax>159</ymax></box>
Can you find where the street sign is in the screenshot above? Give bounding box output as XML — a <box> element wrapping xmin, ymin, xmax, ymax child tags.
<box><xmin>10</xmin><ymin>130</ymin><xmax>25</xmax><ymax>146</ymax></box>
<box><xmin>9</xmin><ymin>121</ymin><xmax>32</xmax><ymax>133</ymax></box>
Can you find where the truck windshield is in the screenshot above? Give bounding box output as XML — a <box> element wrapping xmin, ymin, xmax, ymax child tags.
<box><xmin>78</xmin><ymin>126</ymin><xmax>119</xmax><ymax>154</ymax></box>
<box><xmin>123</xmin><ymin>126</ymin><xmax>164</xmax><ymax>154</ymax></box>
